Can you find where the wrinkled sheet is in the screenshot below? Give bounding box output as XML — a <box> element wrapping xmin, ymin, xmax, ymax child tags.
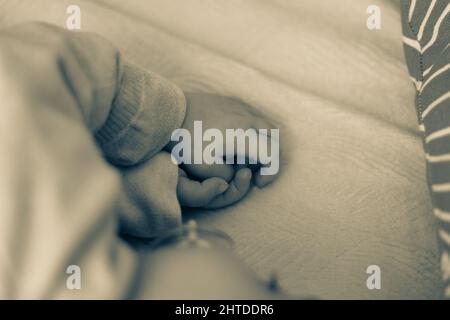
<box><xmin>0</xmin><ymin>0</ymin><xmax>440</xmax><ymax>298</ymax></box>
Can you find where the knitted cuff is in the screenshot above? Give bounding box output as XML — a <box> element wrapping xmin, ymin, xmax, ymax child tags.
<box><xmin>96</xmin><ymin>63</ymin><xmax>186</xmax><ymax>166</ymax></box>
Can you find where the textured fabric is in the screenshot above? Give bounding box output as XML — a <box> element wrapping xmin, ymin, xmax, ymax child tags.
<box><xmin>0</xmin><ymin>22</ymin><xmax>185</xmax><ymax>298</ymax></box>
<box><xmin>401</xmin><ymin>0</ymin><xmax>450</xmax><ymax>298</ymax></box>
<box><xmin>118</xmin><ymin>152</ymin><xmax>182</xmax><ymax>238</ymax></box>
<box><xmin>0</xmin><ymin>0</ymin><xmax>442</xmax><ymax>299</ymax></box>
<box><xmin>97</xmin><ymin>63</ymin><xmax>186</xmax><ymax>166</ymax></box>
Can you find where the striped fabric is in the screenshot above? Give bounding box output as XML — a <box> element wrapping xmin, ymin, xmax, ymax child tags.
<box><xmin>401</xmin><ymin>0</ymin><xmax>450</xmax><ymax>298</ymax></box>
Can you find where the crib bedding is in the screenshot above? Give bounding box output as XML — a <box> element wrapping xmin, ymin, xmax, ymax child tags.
<box><xmin>0</xmin><ymin>0</ymin><xmax>441</xmax><ymax>298</ymax></box>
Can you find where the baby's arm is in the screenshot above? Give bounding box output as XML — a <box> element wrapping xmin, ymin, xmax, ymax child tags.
<box><xmin>1</xmin><ymin>22</ymin><xmax>191</xmax><ymax>240</ymax></box>
<box><xmin>5</xmin><ymin>23</ymin><xmax>278</xmax><ymax>235</ymax></box>
<box><xmin>0</xmin><ymin>22</ymin><xmax>171</xmax><ymax>297</ymax></box>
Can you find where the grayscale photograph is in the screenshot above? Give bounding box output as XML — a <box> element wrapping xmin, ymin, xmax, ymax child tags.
<box><xmin>0</xmin><ymin>0</ymin><xmax>449</xmax><ymax>307</ymax></box>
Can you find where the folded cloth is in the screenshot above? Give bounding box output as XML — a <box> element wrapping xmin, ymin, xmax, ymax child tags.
<box><xmin>119</xmin><ymin>152</ymin><xmax>181</xmax><ymax>238</ymax></box>
<box><xmin>0</xmin><ymin>22</ymin><xmax>185</xmax><ymax>298</ymax></box>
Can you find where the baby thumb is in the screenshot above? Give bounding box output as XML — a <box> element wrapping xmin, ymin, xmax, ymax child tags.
<box><xmin>196</xmin><ymin>177</ymin><xmax>230</xmax><ymax>206</ymax></box>
<box><xmin>178</xmin><ymin>176</ymin><xmax>229</xmax><ymax>207</ymax></box>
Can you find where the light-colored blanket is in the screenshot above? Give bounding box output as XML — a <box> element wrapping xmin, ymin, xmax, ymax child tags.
<box><xmin>0</xmin><ymin>0</ymin><xmax>440</xmax><ymax>298</ymax></box>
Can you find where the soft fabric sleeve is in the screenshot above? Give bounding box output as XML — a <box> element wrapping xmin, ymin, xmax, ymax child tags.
<box><xmin>0</xmin><ymin>22</ymin><xmax>184</xmax><ymax>298</ymax></box>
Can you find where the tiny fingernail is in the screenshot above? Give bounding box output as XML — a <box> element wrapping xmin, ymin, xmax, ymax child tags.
<box><xmin>241</xmin><ymin>169</ymin><xmax>252</xmax><ymax>179</ymax></box>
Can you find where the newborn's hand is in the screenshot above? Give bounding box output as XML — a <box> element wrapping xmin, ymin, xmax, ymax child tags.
<box><xmin>177</xmin><ymin>167</ymin><xmax>253</xmax><ymax>209</ymax></box>
<box><xmin>167</xmin><ymin>93</ymin><xmax>279</xmax><ymax>190</ymax></box>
